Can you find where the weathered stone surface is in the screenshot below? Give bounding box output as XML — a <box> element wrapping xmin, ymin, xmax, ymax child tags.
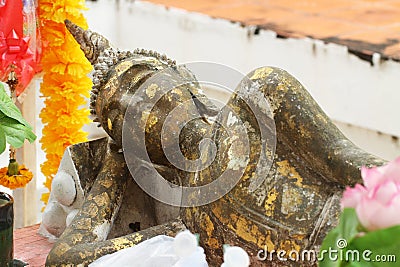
<box><xmin>44</xmin><ymin>21</ymin><xmax>385</xmax><ymax>267</ymax></box>
<box><xmin>183</xmin><ymin>67</ymin><xmax>385</xmax><ymax>266</ymax></box>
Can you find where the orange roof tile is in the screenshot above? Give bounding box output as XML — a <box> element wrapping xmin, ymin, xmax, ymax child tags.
<box><xmin>144</xmin><ymin>0</ymin><xmax>400</xmax><ymax>62</ymax></box>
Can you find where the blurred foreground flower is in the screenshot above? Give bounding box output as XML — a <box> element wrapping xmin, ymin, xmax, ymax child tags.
<box><xmin>319</xmin><ymin>158</ymin><xmax>400</xmax><ymax>267</ymax></box>
<box><xmin>341</xmin><ymin>157</ymin><xmax>400</xmax><ymax>231</ymax></box>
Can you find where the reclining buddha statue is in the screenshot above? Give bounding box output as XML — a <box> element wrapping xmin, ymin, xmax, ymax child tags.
<box><xmin>41</xmin><ymin>20</ymin><xmax>385</xmax><ymax>267</ymax></box>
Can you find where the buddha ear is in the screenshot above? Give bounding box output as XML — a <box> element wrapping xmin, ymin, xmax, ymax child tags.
<box><xmin>65</xmin><ymin>19</ymin><xmax>112</xmax><ymax>65</ymax></box>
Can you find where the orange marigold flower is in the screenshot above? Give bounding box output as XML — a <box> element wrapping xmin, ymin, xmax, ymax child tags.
<box><xmin>39</xmin><ymin>0</ymin><xmax>92</xmax><ymax>206</ymax></box>
<box><xmin>0</xmin><ymin>165</ymin><xmax>34</xmax><ymax>190</ymax></box>
<box><xmin>40</xmin><ymin>192</ymin><xmax>50</xmax><ymax>212</ymax></box>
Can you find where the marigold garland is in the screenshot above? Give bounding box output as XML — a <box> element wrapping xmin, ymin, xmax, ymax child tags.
<box><xmin>38</xmin><ymin>0</ymin><xmax>92</xmax><ymax>206</ymax></box>
<box><xmin>0</xmin><ymin>165</ymin><xmax>34</xmax><ymax>190</ymax></box>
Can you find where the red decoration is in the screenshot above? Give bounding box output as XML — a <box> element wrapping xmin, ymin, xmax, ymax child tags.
<box><xmin>0</xmin><ymin>0</ymin><xmax>41</xmax><ymax>96</ymax></box>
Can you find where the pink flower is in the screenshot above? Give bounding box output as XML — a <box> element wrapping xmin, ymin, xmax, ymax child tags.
<box><xmin>341</xmin><ymin>157</ymin><xmax>400</xmax><ymax>231</ymax></box>
<box><xmin>341</xmin><ymin>184</ymin><xmax>367</xmax><ymax>209</ymax></box>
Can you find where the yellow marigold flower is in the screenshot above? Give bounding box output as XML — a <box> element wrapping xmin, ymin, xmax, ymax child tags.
<box><xmin>39</xmin><ymin>0</ymin><xmax>92</xmax><ymax>206</ymax></box>
<box><xmin>0</xmin><ymin>165</ymin><xmax>34</xmax><ymax>190</ymax></box>
<box><xmin>41</xmin><ymin>192</ymin><xmax>50</xmax><ymax>203</ymax></box>
<box><xmin>40</xmin><ymin>192</ymin><xmax>50</xmax><ymax>212</ymax></box>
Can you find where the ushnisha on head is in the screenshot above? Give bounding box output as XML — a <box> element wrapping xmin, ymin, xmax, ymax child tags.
<box><xmin>65</xmin><ymin>19</ymin><xmax>112</xmax><ymax>65</ymax></box>
<box><xmin>65</xmin><ymin>19</ymin><xmax>120</xmax><ymax>121</ymax></box>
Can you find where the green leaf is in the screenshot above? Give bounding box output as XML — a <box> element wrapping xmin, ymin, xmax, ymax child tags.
<box><xmin>0</xmin><ymin>83</ymin><xmax>32</xmax><ymax>129</ymax></box>
<box><xmin>0</xmin><ymin>83</ymin><xmax>36</xmax><ymax>151</ymax></box>
<box><xmin>319</xmin><ymin>208</ymin><xmax>360</xmax><ymax>267</ymax></box>
<box><xmin>319</xmin><ymin>209</ymin><xmax>400</xmax><ymax>267</ymax></box>
<box><xmin>319</xmin><ymin>229</ymin><xmax>342</xmax><ymax>267</ymax></box>
<box><xmin>0</xmin><ymin>128</ymin><xmax>5</xmax><ymax>154</ymax></box>
<box><xmin>338</xmin><ymin>208</ymin><xmax>360</xmax><ymax>241</ymax></box>
<box><xmin>0</xmin><ymin>116</ymin><xmax>36</xmax><ymax>149</ymax></box>
<box><xmin>344</xmin><ymin>225</ymin><xmax>400</xmax><ymax>267</ymax></box>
